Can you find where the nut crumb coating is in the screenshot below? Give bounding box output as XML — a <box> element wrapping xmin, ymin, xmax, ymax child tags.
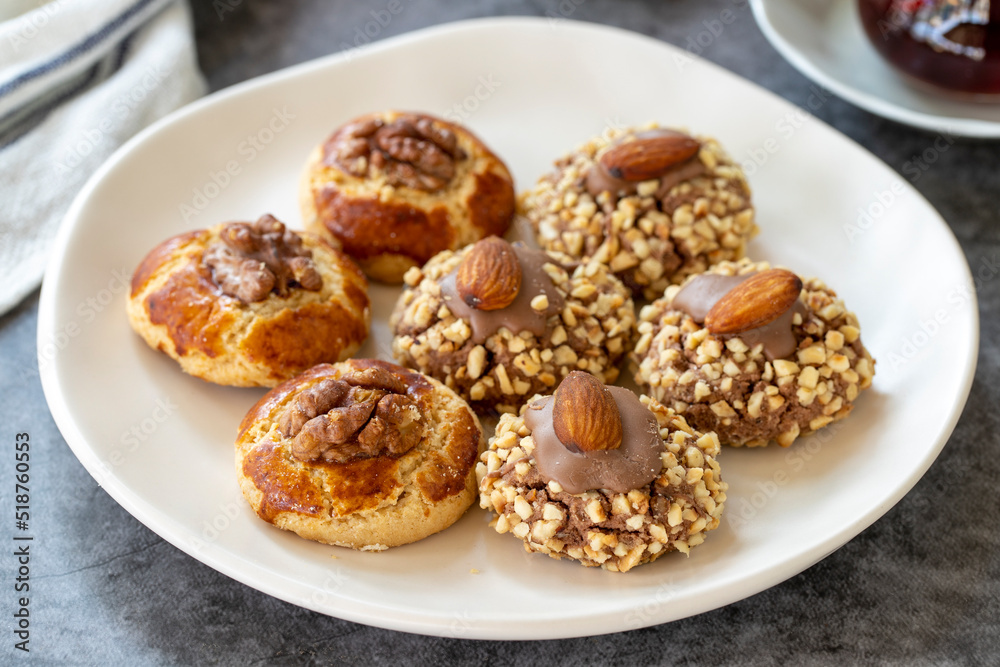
<box><xmin>476</xmin><ymin>396</ymin><xmax>727</xmax><ymax>572</ymax></box>
<box><xmin>631</xmin><ymin>259</ymin><xmax>875</xmax><ymax>447</ymax></box>
<box><xmin>391</xmin><ymin>248</ymin><xmax>636</xmax><ymax>415</ymax></box>
<box><xmin>520</xmin><ymin>124</ymin><xmax>758</xmax><ymax>301</ymax></box>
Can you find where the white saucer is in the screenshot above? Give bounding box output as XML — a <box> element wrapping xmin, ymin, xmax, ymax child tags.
<box><xmin>751</xmin><ymin>0</ymin><xmax>1000</xmax><ymax>138</ymax></box>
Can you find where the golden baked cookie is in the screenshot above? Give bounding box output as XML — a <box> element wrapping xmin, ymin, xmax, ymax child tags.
<box><xmin>391</xmin><ymin>236</ymin><xmax>636</xmax><ymax>415</ymax></box>
<box><xmin>127</xmin><ymin>214</ymin><xmax>370</xmax><ymax>387</ymax></box>
<box><xmin>520</xmin><ymin>123</ymin><xmax>758</xmax><ymax>300</ymax></box>
<box><xmin>477</xmin><ymin>372</ymin><xmax>726</xmax><ymax>572</ymax></box>
<box><xmin>631</xmin><ymin>259</ymin><xmax>875</xmax><ymax>447</ymax></box>
<box><xmin>236</xmin><ymin>359</ymin><xmax>484</xmax><ymax>550</ymax></box>
<box><xmin>300</xmin><ymin>110</ymin><xmax>516</xmax><ymax>283</ymax></box>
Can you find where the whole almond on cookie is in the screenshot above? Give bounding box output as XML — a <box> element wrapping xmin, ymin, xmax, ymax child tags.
<box><xmin>704</xmin><ymin>269</ymin><xmax>803</xmax><ymax>335</ymax></box>
<box><xmin>552</xmin><ymin>371</ymin><xmax>623</xmax><ymax>453</ymax></box>
<box><xmin>599</xmin><ymin>132</ymin><xmax>701</xmax><ymax>182</ymax></box>
<box><xmin>456</xmin><ymin>236</ymin><xmax>522</xmax><ymax>311</ymax></box>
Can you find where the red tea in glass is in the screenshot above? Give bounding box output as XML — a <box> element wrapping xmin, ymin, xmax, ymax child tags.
<box><xmin>858</xmin><ymin>0</ymin><xmax>1000</xmax><ymax>98</ymax></box>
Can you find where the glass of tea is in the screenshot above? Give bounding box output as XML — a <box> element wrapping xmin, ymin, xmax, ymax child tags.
<box><xmin>858</xmin><ymin>0</ymin><xmax>1000</xmax><ymax>99</ymax></box>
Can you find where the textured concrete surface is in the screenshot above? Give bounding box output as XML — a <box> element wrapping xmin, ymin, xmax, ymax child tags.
<box><xmin>2</xmin><ymin>0</ymin><xmax>999</xmax><ymax>663</ymax></box>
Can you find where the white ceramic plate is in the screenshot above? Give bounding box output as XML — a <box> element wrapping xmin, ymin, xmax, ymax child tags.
<box><xmin>39</xmin><ymin>17</ymin><xmax>977</xmax><ymax>639</ymax></box>
<box><xmin>751</xmin><ymin>0</ymin><xmax>1000</xmax><ymax>137</ymax></box>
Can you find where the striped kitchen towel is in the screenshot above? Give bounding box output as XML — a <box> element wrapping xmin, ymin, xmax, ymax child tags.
<box><xmin>0</xmin><ymin>0</ymin><xmax>205</xmax><ymax>315</ymax></box>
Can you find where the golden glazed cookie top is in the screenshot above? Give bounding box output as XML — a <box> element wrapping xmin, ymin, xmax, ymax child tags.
<box><xmin>127</xmin><ymin>215</ymin><xmax>369</xmax><ymax>387</ymax></box>
<box><xmin>302</xmin><ymin>111</ymin><xmax>516</xmax><ymax>282</ymax></box>
<box><xmin>238</xmin><ymin>359</ymin><xmax>482</xmax><ymax>525</ymax></box>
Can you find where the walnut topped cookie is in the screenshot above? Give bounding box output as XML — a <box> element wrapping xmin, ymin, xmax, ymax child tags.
<box><xmin>236</xmin><ymin>359</ymin><xmax>484</xmax><ymax>550</ymax></box>
<box><xmin>390</xmin><ymin>236</ymin><xmax>636</xmax><ymax>415</ymax></box>
<box><xmin>631</xmin><ymin>259</ymin><xmax>875</xmax><ymax>447</ymax></box>
<box><xmin>127</xmin><ymin>215</ymin><xmax>369</xmax><ymax>387</ymax></box>
<box><xmin>477</xmin><ymin>371</ymin><xmax>727</xmax><ymax>572</ymax></box>
<box><xmin>521</xmin><ymin>124</ymin><xmax>758</xmax><ymax>300</ymax></box>
<box><xmin>301</xmin><ymin>111</ymin><xmax>516</xmax><ymax>283</ymax></box>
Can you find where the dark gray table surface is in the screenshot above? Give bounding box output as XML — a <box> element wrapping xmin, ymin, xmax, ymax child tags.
<box><xmin>2</xmin><ymin>0</ymin><xmax>998</xmax><ymax>664</ymax></box>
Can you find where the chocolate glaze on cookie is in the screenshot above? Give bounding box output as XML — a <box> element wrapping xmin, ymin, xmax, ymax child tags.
<box><xmin>524</xmin><ymin>388</ymin><xmax>663</xmax><ymax>494</ymax></box>
<box><xmin>672</xmin><ymin>272</ymin><xmax>807</xmax><ymax>361</ymax></box>
<box><xmin>439</xmin><ymin>243</ymin><xmax>565</xmax><ymax>344</ymax></box>
<box><xmin>585</xmin><ymin>129</ymin><xmax>708</xmax><ymax>202</ymax></box>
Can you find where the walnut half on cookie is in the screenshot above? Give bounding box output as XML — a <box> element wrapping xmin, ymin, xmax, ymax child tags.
<box><xmin>300</xmin><ymin>111</ymin><xmax>516</xmax><ymax>283</ymax></box>
<box><xmin>631</xmin><ymin>259</ymin><xmax>875</xmax><ymax>447</ymax></box>
<box><xmin>477</xmin><ymin>372</ymin><xmax>727</xmax><ymax>572</ymax></box>
<box><xmin>127</xmin><ymin>215</ymin><xmax>370</xmax><ymax>387</ymax></box>
<box><xmin>520</xmin><ymin>124</ymin><xmax>758</xmax><ymax>300</ymax></box>
<box><xmin>236</xmin><ymin>359</ymin><xmax>484</xmax><ymax>550</ymax></box>
<box><xmin>390</xmin><ymin>236</ymin><xmax>637</xmax><ymax>415</ymax></box>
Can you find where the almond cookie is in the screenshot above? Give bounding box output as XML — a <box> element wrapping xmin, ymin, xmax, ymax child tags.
<box><xmin>631</xmin><ymin>259</ymin><xmax>875</xmax><ymax>447</ymax></box>
<box><xmin>236</xmin><ymin>359</ymin><xmax>484</xmax><ymax>550</ymax></box>
<box><xmin>477</xmin><ymin>371</ymin><xmax>726</xmax><ymax>572</ymax></box>
<box><xmin>390</xmin><ymin>236</ymin><xmax>636</xmax><ymax>415</ymax></box>
<box><xmin>127</xmin><ymin>214</ymin><xmax>370</xmax><ymax>387</ymax></box>
<box><xmin>300</xmin><ymin>110</ymin><xmax>516</xmax><ymax>283</ymax></box>
<box><xmin>520</xmin><ymin>124</ymin><xmax>758</xmax><ymax>300</ymax></box>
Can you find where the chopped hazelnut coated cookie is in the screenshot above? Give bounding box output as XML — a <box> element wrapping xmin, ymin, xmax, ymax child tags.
<box><xmin>390</xmin><ymin>236</ymin><xmax>636</xmax><ymax>414</ymax></box>
<box><xmin>126</xmin><ymin>215</ymin><xmax>370</xmax><ymax>387</ymax></box>
<box><xmin>236</xmin><ymin>359</ymin><xmax>484</xmax><ymax>550</ymax></box>
<box><xmin>631</xmin><ymin>259</ymin><xmax>875</xmax><ymax>447</ymax></box>
<box><xmin>520</xmin><ymin>124</ymin><xmax>758</xmax><ymax>300</ymax></box>
<box><xmin>300</xmin><ymin>110</ymin><xmax>516</xmax><ymax>283</ymax></box>
<box><xmin>477</xmin><ymin>371</ymin><xmax>726</xmax><ymax>572</ymax></box>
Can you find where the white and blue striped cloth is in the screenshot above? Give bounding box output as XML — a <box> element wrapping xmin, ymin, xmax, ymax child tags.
<box><xmin>0</xmin><ymin>0</ymin><xmax>205</xmax><ymax>315</ymax></box>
